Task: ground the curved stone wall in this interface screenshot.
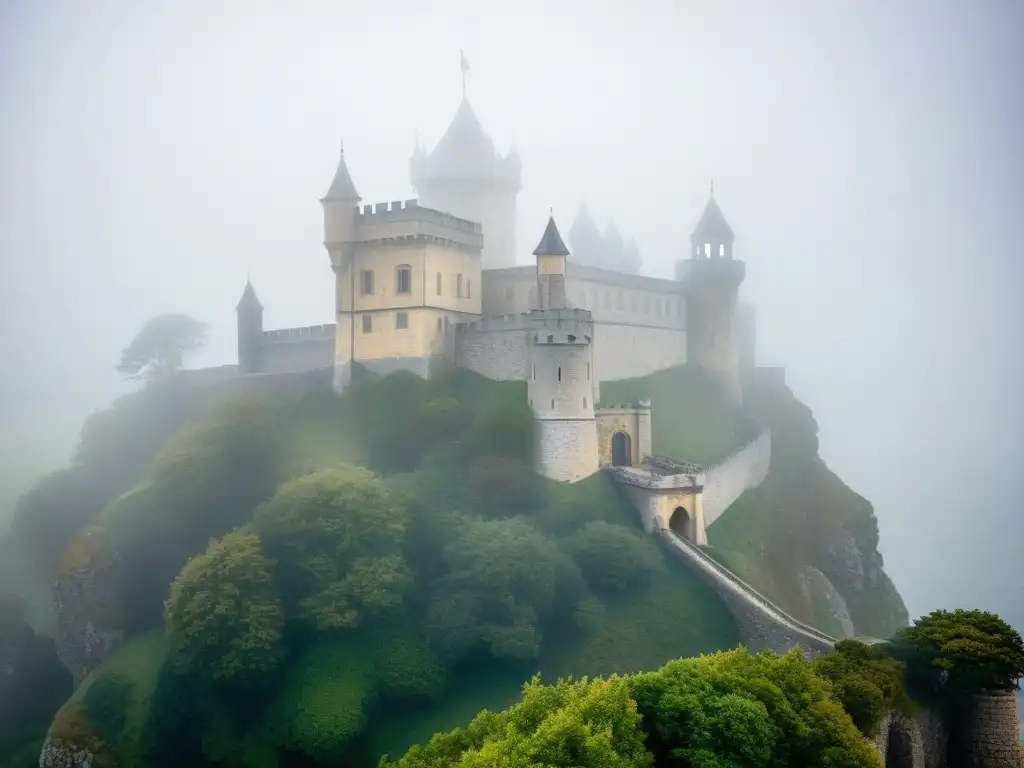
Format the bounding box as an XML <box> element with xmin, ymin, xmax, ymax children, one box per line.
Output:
<box><xmin>535</xmin><ymin>419</ymin><xmax>600</xmax><ymax>483</ymax></box>
<box><xmin>702</xmin><ymin>430</ymin><xmax>772</xmax><ymax>528</ymax></box>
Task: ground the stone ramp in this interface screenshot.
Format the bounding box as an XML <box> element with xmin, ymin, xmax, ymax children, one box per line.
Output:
<box><xmin>660</xmin><ymin>529</ymin><xmax>837</xmax><ymax>656</ymax></box>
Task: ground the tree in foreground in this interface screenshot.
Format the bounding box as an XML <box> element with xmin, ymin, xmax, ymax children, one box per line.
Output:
<box><xmin>379</xmin><ymin>675</ymin><xmax>652</xmax><ymax>768</ymax></box>
<box><xmin>892</xmin><ymin>608</ymin><xmax>1024</xmax><ymax>694</ymax></box>
<box><xmin>117</xmin><ymin>313</ymin><xmax>207</xmax><ymax>380</ymax></box>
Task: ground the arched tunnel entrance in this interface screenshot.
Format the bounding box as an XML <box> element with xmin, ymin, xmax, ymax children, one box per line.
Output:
<box><xmin>669</xmin><ymin>506</ymin><xmax>695</xmax><ymax>541</ymax></box>
<box><xmin>611</xmin><ymin>431</ymin><xmax>631</xmax><ymax>466</ymax></box>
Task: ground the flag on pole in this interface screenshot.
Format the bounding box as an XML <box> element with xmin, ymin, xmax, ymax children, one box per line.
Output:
<box><xmin>460</xmin><ymin>50</ymin><xmax>470</xmax><ymax>74</ymax></box>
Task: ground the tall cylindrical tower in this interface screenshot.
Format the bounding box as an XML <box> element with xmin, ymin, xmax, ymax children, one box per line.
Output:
<box><xmin>236</xmin><ymin>280</ymin><xmax>263</xmax><ymax>375</ymax></box>
<box><xmin>676</xmin><ymin>184</ymin><xmax>746</xmax><ymax>404</ymax></box>
<box><xmin>528</xmin><ymin>309</ymin><xmax>600</xmax><ymax>483</ymax></box>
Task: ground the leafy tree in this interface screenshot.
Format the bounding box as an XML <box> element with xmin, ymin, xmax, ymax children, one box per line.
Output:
<box><xmin>252</xmin><ymin>465</ymin><xmax>412</xmax><ymax>631</ymax></box>
<box><xmin>164</xmin><ymin>528</ymin><xmax>285</xmax><ymax>683</ymax></box>
<box><xmin>564</xmin><ymin>521</ymin><xmax>667</xmax><ymax>594</ymax></box>
<box><xmin>812</xmin><ymin>639</ymin><xmax>910</xmax><ymax>737</ymax></box>
<box><xmin>379</xmin><ymin>674</ymin><xmax>652</xmax><ymax>768</ymax></box>
<box><xmin>117</xmin><ymin>314</ymin><xmax>208</xmax><ymax>380</ymax></box>
<box><xmin>425</xmin><ymin>517</ymin><xmax>586</xmax><ymax>662</ymax></box>
<box><xmin>892</xmin><ymin>608</ymin><xmax>1024</xmax><ymax>693</ymax></box>
<box><xmin>631</xmin><ymin>649</ymin><xmax>883</xmax><ymax>768</ymax></box>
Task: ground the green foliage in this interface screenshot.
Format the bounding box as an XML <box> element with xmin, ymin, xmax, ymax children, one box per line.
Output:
<box><xmin>426</xmin><ymin>517</ymin><xmax>586</xmax><ymax>662</ymax></box>
<box><xmin>83</xmin><ymin>674</ymin><xmax>135</xmax><ymax>746</ymax></box>
<box><xmin>812</xmin><ymin>639</ymin><xmax>910</xmax><ymax>737</ymax></box>
<box><xmin>893</xmin><ymin>608</ymin><xmax>1024</xmax><ymax>694</ymax></box>
<box><xmin>252</xmin><ymin>465</ymin><xmax>412</xmax><ymax>631</ymax></box>
<box><xmin>564</xmin><ymin>521</ymin><xmax>667</xmax><ymax>594</ymax></box>
<box><xmin>164</xmin><ymin>529</ymin><xmax>285</xmax><ymax>683</ymax></box>
<box><xmin>630</xmin><ymin>649</ymin><xmax>883</xmax><ymax>768</ymax></box>
<box><xmin>379</xmin><ymin>674</ymin><xmax>653</xmax><ymax>768</ymax></box>
<box><xmin>373</xmin><ymin>628</ymin><xmax>449</xmax><ymax>705</ymax></box>
<box><xmin>263</xmin><ymin>636</ymin><xmax>376</xmax><ymax>760</ymax></box>
<box><xmin>117</xmin><ymin>313</ymin><xmax>208</xmax><ymax>380</ymax></box>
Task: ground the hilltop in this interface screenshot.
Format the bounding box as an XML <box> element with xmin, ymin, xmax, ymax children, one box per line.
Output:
<box><xmin>0</xmin><ymin>363</ymin><xmax>906</xmax><ymax>766</ymax></box>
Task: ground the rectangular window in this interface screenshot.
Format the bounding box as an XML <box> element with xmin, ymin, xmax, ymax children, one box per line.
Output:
<box><xmin>466</xmin><ymin>279</ymin><xmax>472</xmax><ymax>299</ymax></box>
<box><xmin>436</xmin><ymin>272</ymin><xmax>442</xmax><ymax>295</ymax></box>
<box><xmin>456</xmin><ymin>273</ymin><xmax>464</xmax><ymax>298</ymax></box>
<box><xmin>362</xmin><ymin>314</ymin><xmax>372</xmax><ymax>333</ymax></box>
<box><xmin>396</xmin><ymin>266</ymin><xmax>412</xmax><ymax>295</ymax></box>
<box><xmin>360</xmin><ymin>270</ymin><xmax>374</xmax><ymax>295</ymax></box>
<box><xmin>395</xmin><ymin>311</ymin><xmax>408</xmax><ymax>330</ymax></box>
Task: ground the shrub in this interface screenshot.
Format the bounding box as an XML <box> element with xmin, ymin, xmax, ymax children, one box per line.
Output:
<box><xmin>812</xmin><ymin>639</ymin><xmax>910</xmax><ymax>737</ymax></box>
<box><xmin>564</xmin><ymin>521</ymin><xmax>666</xmax><ymax>594</ymax></box>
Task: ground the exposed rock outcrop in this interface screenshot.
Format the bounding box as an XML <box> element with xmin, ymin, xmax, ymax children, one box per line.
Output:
<box><xmin>53</xmin><ymin>528</ymin><xmax>123</xmax><ymax>683</ymax></box>
<box><xmin>800</xmin><ymin>565</ymin><xmax>855</xmax><ymax>638</ymax></box>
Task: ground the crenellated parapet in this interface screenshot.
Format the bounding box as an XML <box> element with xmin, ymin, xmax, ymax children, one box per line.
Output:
<box><xmin>261</xmin><ymin>324</ymin><xmax>336</xmax><ymax>343</ymax></box>
<box><xmin>350</xmin><ymin>199</ymin><xmax>484</xmax><ymax>251</ymax></box>
<box><xmin>455</xmin><ymin>312</ymin><xmax>532</xmax><ymax>334</ymax></box>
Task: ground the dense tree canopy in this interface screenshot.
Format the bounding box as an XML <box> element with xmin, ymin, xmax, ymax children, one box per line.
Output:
<box><xmin>117</xmin><ymin>314</ymin><xmax>207</xmax><ymax>380</ymax></box>
<box><xmin>892</xmin><ymin>608</ymin><xmax>1024</xmax><ymax>693</ymax></box>
<box><xmin>811</xmin><ymin>639</ymin><xmax>909</xmax><ymax>737</ymax></box>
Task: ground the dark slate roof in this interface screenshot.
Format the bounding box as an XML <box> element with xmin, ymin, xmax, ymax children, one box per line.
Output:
<box><xmin>533</xmin><ymin>215</ymin><xmax>571</xmax><ymax>257</ymax></box>
<box><xmin>237</xmin><ymin>280</ymin><xmax>263</xmax><ymax>312</ymax></box>
<box><xmin>427</xmin><ymin>98</ymin><xmax>497</xmax><ymax>173</ymax></box>
<box><xmin>323</xmin><ymin>147</ymin><xmax>361</xmax><ymax>201</ymax></box>
<box><xmin>691</xmin><ymin>186</ymin><xmax>734</xmax><ymax>241</ymax></box>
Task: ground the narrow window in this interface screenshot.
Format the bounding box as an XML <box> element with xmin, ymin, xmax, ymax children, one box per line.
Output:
<box><xmin>557</xmin><ymin>366</ymin><xmax>562</xmax><ymax>382</ymax></box>
<box><xmin>583</xmin><ymin>397</ymin><xmax>587</xmax><ymax>408</ymax></box>
<box><xmin>550</xmin><ymin>399</ymin><xmax>554</xmax><ymax>409</ymax></box>
<box><xmin>360</xmin><ymin>270</ymin><xmax>374</xmax><ymax>295</ymax></box>
<box><xmin>719</xmin><ymin>243</ymin><xmax>725</xmax><ymax>257</ymax></box>
<box><xmin>456</xmin><ymin>273</ymin><xmax>464</xmax><ymax>298</ymax></box>
<box><xmin>362</xmin><ymin>314</ymin><xmax>372</xmax><ymax>333</ymax></box>
<box><xmin>395</xmin><ymin>311</ymin><xmax>409</xmax><ymax>329</ymax></box>
<box><xmin>532</xmin><ymin>365</ymin><xmax>536</xmax><ymax>380</ymax></box>
<box><xmin>396</xmin><ymin>265</ymin><xmax>412</xmax><ymax>295</ymax></box>
<box><xmin>436</xmin><ymin>271</ymin><xmax>442</xmax><ymax>295</ymax></box>
<box><xmin>586</xmin><ymin>362</ymin><xmax>590</xmax><ymax>380</ymax></box>
<box><xmin>466</xmin><ymin>279</ymin><xmax>472</xmax><ymax>298</ymax></box>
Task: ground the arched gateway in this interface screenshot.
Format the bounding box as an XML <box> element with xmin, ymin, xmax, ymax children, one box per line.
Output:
<box><xmin>611</xmin><ymin>431</ymin><xmax>631</xmax><ymax>466</ymax></box>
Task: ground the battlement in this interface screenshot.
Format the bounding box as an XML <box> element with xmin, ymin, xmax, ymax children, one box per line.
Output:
<box><xmin>455</xmin><ymin>312</ymin><xmax>532</xmax><ymax>333</ymax></box>
<box><xmin>596</xmin><ymin>399</ymin><xmax>652</xmax><ymax>414</ymax></box>
<box><xmin>355</xmin><ymin>199</ymin><xmax>481</xmax><ymax>233</ymax></box>
<box><xmin>261</xmin><ymin>324</ymin><xmax>336</xmax><ymax>343</ymax></box>
<box><xmin>527</xmin><ymin>308</ymin><xmax>594</xmax><ymax>345</ymax></box>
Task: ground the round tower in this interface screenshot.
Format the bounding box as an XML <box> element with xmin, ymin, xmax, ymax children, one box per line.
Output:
<box><xmin>236</xmin><ymin>279</ymin><xmax>263</xmax><ymax>375</ymax></box>
<box><xmin>527</xmin><ymin>213</ymin><xmax>599</xmax><ymax>482</ymax></box>
<box><xmin>676</xmin><ymin>183</ymin><xmax>746</xmax><ymax>404</ymax></box>
<box><xmin>410</xmin><ymin>93</ymin><xmax>521</xmax><ymax>270</ymax></box>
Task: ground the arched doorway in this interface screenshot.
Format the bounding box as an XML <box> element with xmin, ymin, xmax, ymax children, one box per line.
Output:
<box><xmin>611</xmin><ymin>431</ymin><xmax>631</xmax><ymax>466</ymax></box>
<box><xmin>669</xmin><ymin>506</ymin><xmax>694</xmax><ymax>541</ymax></box>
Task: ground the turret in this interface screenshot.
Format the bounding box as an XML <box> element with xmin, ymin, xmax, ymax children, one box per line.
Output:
<box><xmin>321</xmin><ymin>142</ymin><xmax>361</xmax><ymax>260</ymax></box>
<box><xmin>236</xmin><ymin>280</ymin><xmax>263</xmax><ymax>374</ymax></box>
<box><xmin>409</xmin><ymin>81</ymin><xmax>521</xmax><ymax>269</ymax></box>
<box><xmin>533</xmin><ymin>212</ymin><xmax>570</xmax><ymax>310</ymax></box>
<box><xmin>567</xmin><ymin>205</ymin><xmax>604</xmax><ymax>268</ymax></box>
<box><xmin>676</xmin><ymin>184</ymin><xmax>746</xmax><ymax>403</ymax></box>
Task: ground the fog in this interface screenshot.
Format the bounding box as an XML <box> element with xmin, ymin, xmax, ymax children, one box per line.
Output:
<box><xmin>1</xmin><ymin>0</ymin><xmax>1022</xmax><ymax>628</ymax></box>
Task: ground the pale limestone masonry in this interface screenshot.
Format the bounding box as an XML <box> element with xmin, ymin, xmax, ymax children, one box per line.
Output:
<box><xmin>701</xmin><ymin>430</ymin><xmax>772</xmax><ymax>527</ymax></box>
<box><xmin>454</xmin><ymin>314</ymin><xmax>531</xmax><ymax>381</ymax></box>
<box><xmin>660</xmin><ymin>528</ymin><xmax>836</xmax><ymax>658</ymax></box>
<box><xmin>534</xmin><ymin>420</ymin><xmax>600</xmax><ymax>484</ymax></box>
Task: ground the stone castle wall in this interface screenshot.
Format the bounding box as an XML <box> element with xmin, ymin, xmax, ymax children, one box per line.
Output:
<box><xmin>594</xmin><ymin>324</ymin><xmax>687</xmax><ymax>382</ymax></box>
<box><xmin>701</xmin><ymin>430</ymin><xmax>772</xmax><ymax>528</ymax></box>
<box><xmin>952</xmin><ymin>690</ymin><xmax>1024</xmax><ymax>767</ymax></box>
<box><xmin>453</xmin><ymin>314</ymin><xmax>530</xmax><ymax>380</ymax></box>
<box><xmin>534</xmin><ymin>419</ymin><xmax>600</xmax><ymax>483</ymax></box>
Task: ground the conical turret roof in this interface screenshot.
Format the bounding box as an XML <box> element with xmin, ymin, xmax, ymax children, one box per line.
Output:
<box><xmin>692</xmin><ymin>184</ymin><xmax>734</xmax><ymax>241</ymax></box>
<box><xmin>322</xmin><ymin>145</ymin><xmax>361</xmax><ymax>202</ymax></box>
<box><xmin>237</xmin><ymin>279</ymin><xmax>263</xmax><ymax>312</ymax></box>
<box><xmin>533</xmin><ymin>214</ymin><xmax>570</xmax><ymax>257</ymax></box>
<box><xmin>428</xmin><ymin>97</ymin><xmax>497</xmax><ymax>173</ymax></box>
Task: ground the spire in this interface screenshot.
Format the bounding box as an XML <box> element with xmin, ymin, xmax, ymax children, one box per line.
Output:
<box><xmin>237</xmin><ymin>279</ymin><xmax>263</xmax><ymax>312</ymax></box>
<box><xmin>692</xmin><ymin>182</ymin><xmax>734</xmax><ymax>242</ymax></box>
<box><xmin>533</xmin><ymin>213</ymin><xmax>571</xmax><ymax>257</ymax></box>
<box><xmin>460</xmin><ymin>50</ymin><xmax>470</xmax><ymax>100</ymax></box>
<box><xmin>322</xmin><ymin>143</ymin><xmax>361</xmax><ymax>202</ymax></box>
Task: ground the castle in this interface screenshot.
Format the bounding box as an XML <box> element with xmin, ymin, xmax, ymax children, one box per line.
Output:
<box><xmin>231</xmin><ymin>89</ymin><xmax>756</xmax><ymax>487</ymax></box>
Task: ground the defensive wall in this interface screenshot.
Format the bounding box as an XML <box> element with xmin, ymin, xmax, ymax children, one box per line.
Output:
<box><xmin>661</xmin><ymin>529</ymin><xmax>837</xmax><ymax>657</ymax></box>
<box><xmin>453</xmin><ymin>312</ymin><xmax>531</xmax><ymax>381</ymax></box>
<box><xmin>352</xmin><ymin>199</ymin><xmax>484</xmax><ymax>250</ymax></box>
<box><xmin>700</xmin><ymin>430</ymin><xmax>772</xmax><ymax>528</ymax></box>
<box><xmin>258</xmin><ymin>324</ymin><xmax>335</xmax><ymax>375</ymax></box>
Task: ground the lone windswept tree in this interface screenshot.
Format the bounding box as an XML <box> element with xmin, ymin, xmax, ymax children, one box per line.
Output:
<box><xmin>117</xmin><ymin>314</ymin><xmax>207</xmax><ymax>380</ymax></box>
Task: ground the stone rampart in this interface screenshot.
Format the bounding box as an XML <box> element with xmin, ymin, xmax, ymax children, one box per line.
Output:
<box><xmin>661</xmin><ymin>529</ymin><xmax>835</xmax><ymax>658</ymax></box>
<box><xmin>594</xmin><ymin>323</ymin><xmax>687</xmax><ymax>382</ymax></box>
<box><xmin>454</xmin><ymin>318</ymin><xmax>530</xmax><ymax>381</ymax></box>
<box><xmin>702</xmin><ymin>430</ymin><xmax>772</xmax><ymax>528</ymax></box>
<box><xmin>951</xmin><ymin>690</ymin><xmax>1024</xmax><ymax>767</ymax></box>
<box><xmin>260</xmin><ymin>324</ymin><xmax>336</xmax><ymax>343</ymax></box>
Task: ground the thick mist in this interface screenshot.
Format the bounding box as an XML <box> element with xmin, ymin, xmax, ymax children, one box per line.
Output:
<box><xmin>1</xmin><ymin>0</ymin><xmax>1022</xmax><ymax>629</ymax></box>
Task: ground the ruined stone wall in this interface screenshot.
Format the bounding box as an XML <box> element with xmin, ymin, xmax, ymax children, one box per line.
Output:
<box><xmin>702</xmin><ymin>429</ymin><xmax>772</xmax><ymax>528</ymax></box>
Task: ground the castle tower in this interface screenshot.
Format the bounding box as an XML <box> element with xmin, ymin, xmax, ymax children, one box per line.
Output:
<box><xmin>528</xmin><ymin>215</ymin><xmax>600</xmax><ymax>483</ymax></box>
<box><xmin>320</xmin><ymin>144</ymin><xmax>362</xmax><ymax>391</ymax></box>
<box><xmin>410</xmin><ymin>85</ymin><xmax>521</xmax><ymax>270</ymax></box>
<box><xmin>236</xmin><ymin>279</ymin><xmax>264</xmax><ymax>374</ymax></box>
<box><xmin>676</xmin><ymin>184</ymin><xmax>746</xmax><ymax>403</ymax></box>
<box><xmin>534</xmin><ymin>211</ymin><xmax>570</xmax><ymax>309</ymax></box>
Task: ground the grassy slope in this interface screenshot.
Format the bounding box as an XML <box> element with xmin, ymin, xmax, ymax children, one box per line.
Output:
<box><xmin>599</xmin><ymin>364</ymin><xmax>753</xmax><ymax>465</ymax></box>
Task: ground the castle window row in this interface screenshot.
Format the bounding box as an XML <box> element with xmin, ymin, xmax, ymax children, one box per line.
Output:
<box><xmin>512</xmin><ymin>285</ymin><xmax>682</xmax><ymax>318</ymax></box>
<box><xmin>360</xmin><ymin>311</ymin><xmax>412</xmax><ymax>333</ymax></box>
<box><xmin>358</xmin><ymin>266</ymin><xmax>470</xmax><ymax>299</ymax></box>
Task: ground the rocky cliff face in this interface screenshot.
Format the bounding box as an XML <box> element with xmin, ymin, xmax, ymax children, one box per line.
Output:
<box><xmin>52</xmin><ymin>527</ymin><xmax>123</xmax><ymax>683</ymax></box>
